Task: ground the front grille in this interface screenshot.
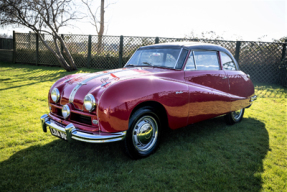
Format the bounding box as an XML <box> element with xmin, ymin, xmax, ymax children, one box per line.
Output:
<box><xmin>70</xmin><ymin>113</ymin><xmax>92</xmax><ymax>125</ymax></box>
<box><xmin>56</xmin><ymin>108</ymin><xmax>62</xmax><ymax>117</ymax></box>
<box><xmin>51</xmin><ymin>106</ymin><xmax>92</xmax><ymax>125</ymax></box>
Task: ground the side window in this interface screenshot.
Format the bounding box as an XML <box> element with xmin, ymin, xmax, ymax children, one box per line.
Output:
<box><xmin>184</xmin><ymin>51</ymin><xmax>196</xmax><ymax>70</ymax></box>
<box><xmin>194</xmin><ymin>51</ymin><xmax>220</xmax><ymax>70</ymax></box>
<box><xmin>221</xmin><ymin>52</ymin><xmax>236</xmax><ymax>70</ymax></box>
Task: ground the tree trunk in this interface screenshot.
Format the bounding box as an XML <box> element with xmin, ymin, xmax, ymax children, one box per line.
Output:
<box><xmin>97</xmin><ymin>0</ymin><xmax>105</xmax><ymax>53</ymax></box>
<box><xmin>38</xmin><ymin>32</ymin><xmax>77</xmax><ymax>71</ymax></box>
<box><xmin>58</xmin><ymin>35</ymin><xmax>77</xmax><ymax>70</ymax></box>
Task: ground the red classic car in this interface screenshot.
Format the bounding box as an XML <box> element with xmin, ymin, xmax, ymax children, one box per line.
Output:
<box><xmin>41</xmin><ymin>42</ymin><xmax>257</xmax><ymax>159</ymax></box>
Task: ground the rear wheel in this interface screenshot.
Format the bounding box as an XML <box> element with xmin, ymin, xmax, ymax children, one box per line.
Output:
<box><xmin>122</xmin><ymin>107</ymin><xmax>160</xmax><ymax>159</ymax></box>
<box><xmin>225</xmin><ymin>108</ymin><xmax>245</xmax><ymax>125</ymax></box>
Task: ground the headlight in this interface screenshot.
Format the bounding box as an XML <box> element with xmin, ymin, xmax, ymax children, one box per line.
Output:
<box><xmin>51</xmin><ymin>88</ymin><xmax>60</xmax><ymax>103</ymax></box>
<box><xmin>62</xmin><ymin>104</ymin><xmax>70</xmax><ymax>119</ymax></box>
<box><xmin>84</xmin><ymin>94</ymin><xmax>96</xmax><ymax>112</ymax></box>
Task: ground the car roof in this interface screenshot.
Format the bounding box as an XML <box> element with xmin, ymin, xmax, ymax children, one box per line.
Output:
<box><xmin>139</xmin><ymin>41</ymin><xmax>226</xmax><ymax>51</ymax></box>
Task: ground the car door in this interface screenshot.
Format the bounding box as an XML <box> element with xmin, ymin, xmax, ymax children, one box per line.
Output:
<box><xmin>184</xmin><ymin>50</ymin><xmax>231</xmax><ymax>124</ymax></box>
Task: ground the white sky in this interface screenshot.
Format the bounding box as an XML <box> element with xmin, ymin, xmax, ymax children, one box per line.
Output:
<box><xmin>1</xmin><ymin>0</ymin><xmax>286</xmax><ymax>41</ymax></box>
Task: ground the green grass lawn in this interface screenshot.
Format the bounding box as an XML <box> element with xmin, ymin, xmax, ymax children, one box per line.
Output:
<box><xmin>0</xmin><ymin>63</ymin><xmax>286</xmax><ymax>192</ymax></box>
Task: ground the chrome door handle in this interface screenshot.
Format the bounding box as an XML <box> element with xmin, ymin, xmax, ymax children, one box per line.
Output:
<box><xmin>222</xmin><ymin>76</ymin><xmax>228</xmax><ymax>79</ymax></box>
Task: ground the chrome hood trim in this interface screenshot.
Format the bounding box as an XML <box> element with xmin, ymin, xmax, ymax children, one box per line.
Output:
<box><xmin>68</xmin><ymin>69</ymin><xmax>128</xmax><ymax>103</ymax></box>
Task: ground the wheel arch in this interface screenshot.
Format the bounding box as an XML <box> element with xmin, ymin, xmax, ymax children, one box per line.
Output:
<box><xmin>130</xmin><ymin>100</ymin><xmax>169</xmax><ymax>130</ymax></box>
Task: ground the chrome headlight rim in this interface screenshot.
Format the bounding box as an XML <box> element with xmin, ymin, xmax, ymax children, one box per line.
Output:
<box><xmin>84</xmin><ymin>94</ymin><xmax>96</xmax><ymax>112</ymax></box>
<box><xmin>62</xmin><ymin>104</ymin><xmax>71</xmax><ymax>119</ymax></box>
<box><xmin>51</xmin><ymin>88</ymin><xmax>60</xmax><ymax>103</ymax></box>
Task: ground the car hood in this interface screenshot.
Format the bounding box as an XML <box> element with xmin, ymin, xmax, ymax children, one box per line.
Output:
<box><xmin>55</xmin><ymin>67</ymin><xmax>179</xmax><ymax>111</ymax></box>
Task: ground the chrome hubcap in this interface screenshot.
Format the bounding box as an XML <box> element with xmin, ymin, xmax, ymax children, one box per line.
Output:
<box><xmin>231</xmin><ymin>109</ymin><xmax>243</xmax><ymax>121</ymax></box>
<box><xmin>132</xmin><ymin>115</ymin><xmax>158</xmax><ymax>152</ymax></box>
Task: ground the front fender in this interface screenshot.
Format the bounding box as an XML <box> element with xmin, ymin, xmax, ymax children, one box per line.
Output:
<box><xmin>97</xmin><ymin>77</ymin><xmax>189</xmax><ymax>132</ymax></box>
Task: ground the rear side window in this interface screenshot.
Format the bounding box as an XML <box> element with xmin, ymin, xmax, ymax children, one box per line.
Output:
<box><xmin>194</xmin><ymin>51</ymin><xmax>220</xmax><ymax>70</ymax></box>
<box><xmin>220</xmin><ymin>52</ymin><xmax>237</xmax><ymax>70</ymax></box>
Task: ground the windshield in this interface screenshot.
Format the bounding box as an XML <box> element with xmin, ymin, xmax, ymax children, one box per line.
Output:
<box><xmin>125</xmin><ymin>48</ymin><xmax>182</xmax><ymax>69</ymax></box>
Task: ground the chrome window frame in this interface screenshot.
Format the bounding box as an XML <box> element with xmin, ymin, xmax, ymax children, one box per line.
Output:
<box><xmin>184</xmin><ymin>51</ymin><xmax>197</xmax><ymax>71</ymax></box>
<box><xmin>173</xmin><ymin>48</ymin><xmax>183</xmax><ymax>69</ymax></box>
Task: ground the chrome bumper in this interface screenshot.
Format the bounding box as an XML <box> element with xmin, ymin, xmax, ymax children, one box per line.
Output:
<box><xmin>251</xmin><ymin>95</ymin><xmax>257</xmax><ymax>102</ymax></box>
<box><xmin>246</xmin><ymin>95</ymin><xmax>257</xmax><ymax>108</ymax></box>
<box><xmin>40</xmin><ymin>114</ymin><xmax>126</xmax><ymax>143</ymax></box>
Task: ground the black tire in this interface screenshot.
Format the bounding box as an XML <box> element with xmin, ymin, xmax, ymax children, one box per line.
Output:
<box><xmin>121</xmin><ymin>106</ymin><xmax>161</xmax><ymax>159</ymax></box>
<box><xmin>225</xmin><ymin>108</ymin><xmax>245</xmax><ymax>125</ymax></box>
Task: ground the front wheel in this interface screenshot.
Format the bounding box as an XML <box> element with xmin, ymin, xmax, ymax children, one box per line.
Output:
<box><xmin>121</xmin><ymin>107</ymin><xmax>160</xmax><ymax>159</ymax></box>
<box><xmin>225</xmin><ymin>108</ymin><xmax>245</xmax><ymax>125</ymax></box>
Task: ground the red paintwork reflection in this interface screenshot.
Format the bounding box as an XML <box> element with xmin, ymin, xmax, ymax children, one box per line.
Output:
<box><xmin>97</xmin><ymin>76</ymin><xmax>189</xmax><ymax>132</ymax></box>
<box><xmin>48</xmin><ymin>66</ymin><xmax>254</xmax><ymax>133</ymax></box>
<box><xmin>224</xmin><ymin>70</ymin><xmax>254</xmax><ymax>97</ymax></box>
<box><xmin>185</xmin><ymin>70</ymin><xmax>229</xmax><ymax>93</ymax></box>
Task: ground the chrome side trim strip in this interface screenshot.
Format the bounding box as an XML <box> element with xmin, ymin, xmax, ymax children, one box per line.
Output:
<box><xmin>40</xmin><ymin>114</ymin><xmax>126</xmax><ymax>143</ymax></box>
<box><xmin>69</xmin><ymin>69</ymin><xmax>127</xmax><ymax>103</ymax></box>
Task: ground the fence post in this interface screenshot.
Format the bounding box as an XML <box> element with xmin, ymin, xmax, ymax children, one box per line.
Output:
<box><xmin>155</xmin><ymin>37</ymin><xmax>159</xmax><ymax>44</ymax></box>
<box><xmin>281</xmin><ymin>39</ymin><xmax>287</xmax><ymax>61</ymax></box>
<box><xmin>36</xmin><ymin>33</ymin><xmax>39</xmax><ymax>66</ymax></box>
<box><xmin>61</xmin><ymin>34</ymin><xmax>64</xmax><ymax>54</ymax></box>
<box><xmin>235</xmin><ymin>41</ymin><xmax>241</xmax><ymax>63</ymax></box>
<box><xmin>13</xmin><ymin>31</ymin><xmax>16</xmax><ymax>63</ymax></box>
<box><xmin>87</xmin><ymin>35</ymin><xmax>92</xmax><ymax>68</ymax></box>
<box><xmin>119</xmin><ymin>35</ymin><xmax>123</xmax><ymax>68</ymax></box>
<box><xmin>28</xmin><ymin>31</ymin><xmax>31</xmax><ymax>50</ymax></box>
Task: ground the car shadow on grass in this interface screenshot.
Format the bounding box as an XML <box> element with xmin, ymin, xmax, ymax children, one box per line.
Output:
<box><xmin>0</xmin><ymin>117</ymin><xmax>269</xmax><ymax>192</ymax></box>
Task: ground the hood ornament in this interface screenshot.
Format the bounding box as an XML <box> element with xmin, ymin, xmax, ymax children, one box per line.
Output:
<box><xmin>101</xmin><ymin>77</ymin><xmax>111</xmax><ymax>87</ymax></box>
<box><xmin>101</xmin><ymin>77</ymin><xmax>109</xmax><ymax>83</ymax></box>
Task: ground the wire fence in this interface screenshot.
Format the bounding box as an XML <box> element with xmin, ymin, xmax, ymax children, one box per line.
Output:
<box><xmin>12</xmin><ymin>32</ymin><xmax>287</xmax><ymax>86</ymax></box>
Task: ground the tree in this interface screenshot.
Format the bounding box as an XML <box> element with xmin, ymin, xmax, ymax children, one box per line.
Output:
<box><xmin>0</xmin><ymin>0</ymin><xmax>79</xmax><ymax>71</ymax></box>
<box><xmin>81</xmin><ymin>0</ymin><xmax>114</xmax><ymax>53</ymax></box>
<box><xmin>273</xmin><ymin>36</ymin><xmax>287</xmax><ymax>43</ymax></box>
<box><xmin>185</xmin><ymin>30</ymin><xmax>244</xmax><ymax>41</ymax></box>
<box><xmin>0</xmin><ymin>33</ymin><xmax>12</xmax><ymax>38</ymax></box>
<box><xmin>185</xmin><ymin>31</ymin><xmax>225</xmax><ymax>40</ymax></box>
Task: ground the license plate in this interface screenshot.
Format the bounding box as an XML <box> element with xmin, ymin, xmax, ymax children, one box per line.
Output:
<box><xmin>49</xmin><ymin>127</ymin><xmax>67</xmax><ymax>140</ymax></box>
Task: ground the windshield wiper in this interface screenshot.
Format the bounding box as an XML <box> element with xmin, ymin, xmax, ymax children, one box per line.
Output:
<box><xmin>142</xmin><ymin>62</ymin><xmax>152</xmax><ymax>66</ymax></box>
<box><xmin>152</xmin><ymin>65</ymin><xmax>173</xmax><ymax>69</ymax></box>
<box><xmin>125</xmin><ymin>64</ymin><xmax>135</xmax><ymax>67</ymax></box>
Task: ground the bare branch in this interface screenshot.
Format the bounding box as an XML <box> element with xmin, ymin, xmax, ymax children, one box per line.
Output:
<box><xmin>81</xmin><ymin>0</ymin><xmax>99</xmax><ymax>33</ymax></box>
<box><xmin>0</xmin><ymin>0</ymin><xmax>78</xmax><ymax>71</ymax></box>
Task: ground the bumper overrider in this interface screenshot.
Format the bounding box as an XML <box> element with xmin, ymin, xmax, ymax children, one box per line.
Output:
<box><xmin>246</xmin><ymin>95</ymin><xmax>257</xmax><ymax>108</ymax></box>
<box><xmin>40</xmin><ymin>114</ymin><xmax>126</xmax><ymax>143</ymax></box>
<box><xmin>251</xmin><ymin>95</ymin><xmax>257</xmax><ymax>102</ymax></box>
